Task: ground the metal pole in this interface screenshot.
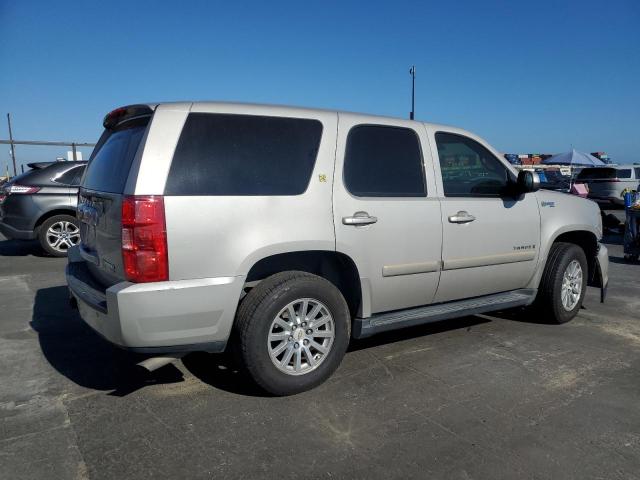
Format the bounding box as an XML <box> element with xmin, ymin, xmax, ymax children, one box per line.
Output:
<box><xmin>7</xmin><ymin>113</ymin><xmax>17</xmax><ymax>176</ymax></box>
<box><xmin>0</xmin><ymin>139</ymin><xmax>96</xmax><ymax>147</ymax></box>
<box><xmin>409</xmin><ymin>66</ymin><xmax>415</xmax><ymax>120</ymax></box>
<box><xmin>72</xmin><ymin>142</ymin><xmax>77</xmax><ymax>161</ymax></box>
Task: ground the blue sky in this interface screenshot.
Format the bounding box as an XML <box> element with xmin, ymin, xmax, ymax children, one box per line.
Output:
<box><xmin>1</xmin><ymin>0</ymin><xmax>639</xmax><ymax>171</ymax></box>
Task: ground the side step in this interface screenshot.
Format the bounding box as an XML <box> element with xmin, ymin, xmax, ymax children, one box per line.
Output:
<box><xmin>353</xmin><ymin>289</ymin><xmax>537</xmax><ymax>339</ymax></box>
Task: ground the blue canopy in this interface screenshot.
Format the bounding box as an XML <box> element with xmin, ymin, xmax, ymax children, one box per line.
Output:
<box><xmin>541</xmin><ymin>149</ymin><xmax>606</xmax><ymax>166</ymax></box>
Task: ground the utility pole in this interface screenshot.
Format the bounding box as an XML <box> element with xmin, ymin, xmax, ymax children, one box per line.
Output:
<box><xmin>7</xmin><ymin>113</ymin><xmax>17</xmax><ymax>177</ymax></box>
<box><xmin>409</xmin><ymin>65</ymin><xmax>415</xmax><ymax>120</ymax></box>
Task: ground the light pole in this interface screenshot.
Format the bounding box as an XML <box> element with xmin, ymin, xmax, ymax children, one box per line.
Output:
<box><xmin>7</xmin><ymin>113</ymin><xmax>17</xmax><ymax>177</ymax></box>
<box><xmin>409</xmin><ymin>65</ymin><xmax>415</xmax><ymax>120</ymax></box>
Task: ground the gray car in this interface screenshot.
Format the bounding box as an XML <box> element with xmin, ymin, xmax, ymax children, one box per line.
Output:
<box><xmin>66</xmin><ymin>102</ymin><xmax>609</xmax><ymax>395</ymax></box>
<box><xmin>577</xmin><ymin>165</ymin><xmax>640</xmax><ymax>205</ymax></box>
<box><xmin>0</xmin><ymin>161</ymin><xmax>86</xmax><ymax>256</ymax></box>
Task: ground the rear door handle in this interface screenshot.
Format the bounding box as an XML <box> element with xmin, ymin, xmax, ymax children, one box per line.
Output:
<box><xmin>448</xmin><ymin>211</ymin><xmax>476</xmax><ymax>224</ymax></box>
<box><xmin>343</xmin><ymin>211</ymin><xmax>378</xmax><ymax>226</ymax></box>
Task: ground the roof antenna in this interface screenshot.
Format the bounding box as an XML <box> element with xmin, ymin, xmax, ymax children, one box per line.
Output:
<box><xmin>409</xmin><ymin>66</ymin><xmax>415</xmax><ymax>120</ymax></box>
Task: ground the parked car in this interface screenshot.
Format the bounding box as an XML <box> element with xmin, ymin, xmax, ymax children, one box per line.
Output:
<box><xmin>576</xmin><ymin>165</ymin><xmax>640</xmax><ymax>205</ymax></box>
<box><xmin>0</xmin><ymin>161</ymin><xmax>86</xmax><ymax>256</ymax></box>
<box><xmin>535</xmin><ymin>168</ymin><xmax>570</xmax><ymax>192</ymax></box>
<box><xmin>67</xmin><ymin>102</ymin><xmax>608</xmax><ymax>396</ymax></box>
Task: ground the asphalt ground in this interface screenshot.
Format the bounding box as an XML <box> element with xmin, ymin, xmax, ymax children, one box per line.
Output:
<box><xmin>1</xmin><ymin>210</ymin><xmax>639</xmax><ymax>479</ymax></box>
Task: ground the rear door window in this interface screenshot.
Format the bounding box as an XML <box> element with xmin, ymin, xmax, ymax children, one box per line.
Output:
<box><xmin>343</xmin><ymin>125</ymin><xmax>426</xmax><ymax>197</ymax></box>
<box><xmin>82</xmin><ymin>118</ymin><xmax>149</xmax><ymax>193</ymax></box>
<box><xmin>165</xmin><ymin>113</ymin><xmax>323</xmax><ymax>196</ymax></box>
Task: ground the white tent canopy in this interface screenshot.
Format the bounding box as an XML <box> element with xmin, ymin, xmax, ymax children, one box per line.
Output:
<box><xmin>541</xmin><ymin>149</ymin><xmax>606</xmax><ymax>166</ymax></box>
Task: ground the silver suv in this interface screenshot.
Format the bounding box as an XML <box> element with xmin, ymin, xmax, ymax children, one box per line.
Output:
<box><xmin>577</xmin><ymin>165</ymin><xmax>640</xmax><ymax>206</ymax></box>
<box><xmin>67</xmin><ymin>102</ymin><xmax>609</xmax><ymax>395</ymax></box>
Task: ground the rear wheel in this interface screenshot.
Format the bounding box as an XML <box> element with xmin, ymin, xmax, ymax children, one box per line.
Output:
<box><xmin>535</xmin><ymin>242</ymin><xmax>587</xmax><ymax>324</ymax></box>
<box><xmin>234</xmin><ymin>271</ymin><xmax>350</xmax><ymax>396</ymax></box>
<box><xmin>38</xmin><ymin>214</ymin><xmax>80</xmax><ymax>257</ymax></box>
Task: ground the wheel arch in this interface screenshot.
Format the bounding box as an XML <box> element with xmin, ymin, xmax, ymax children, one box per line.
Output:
<box><xmin>245</xmin><ymin>250</ymin><xmax>363</xmax><ymax>318</ymax></box>
<box><xmin>532</xmin><ymin>228</ymin><xmax>600</xmax><ymax>288</ymax></box>
<box><xmin>34</xmin><ymin>208</ymin><xmax>78</xmax><ymax>231</ymax></box>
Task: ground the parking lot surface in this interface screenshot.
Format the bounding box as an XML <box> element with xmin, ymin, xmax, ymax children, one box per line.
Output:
<box><xmin>1</xmin><ymin>228</ymin><xmax>639</xmax><ymax>479</ymax></box>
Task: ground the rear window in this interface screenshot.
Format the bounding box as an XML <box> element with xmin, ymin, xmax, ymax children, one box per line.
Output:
<box><xmin>82</xmin><ymin>118</ymin><xmax>149</xmax><ymax>193</ymax></box>
<box><xmin>165</xmin><ymin>113</ymin><xmax>323</xmax><ymax>196</ymax></box>
<box><xmin>578</xmin><ymin>168</ymin><xmax>632</xmax><ymax>180</ymax></box>
<box><xmin>577</xmin><ymin>168</ymin><xmax>617</xmax><ymax>180</ymax></box>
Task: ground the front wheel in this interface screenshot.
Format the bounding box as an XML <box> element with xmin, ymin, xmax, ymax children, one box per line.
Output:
<box><xmin>535</xmin><ymin>242</ymin><xmax>588</xmax><ymax>324</ymax></box>
<box><xmin>234</xmin><ymin>271</ymin><xmax>351</xmax><ymax>396</ymax></box>
<box><xmin>38</xmin><ymin>214</ymin><xmax>80</xmax><ymax>257</ymax></box>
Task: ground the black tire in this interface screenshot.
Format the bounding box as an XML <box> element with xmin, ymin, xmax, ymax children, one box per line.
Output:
<box><xmin>37</xmin><ymin>214</ymin><xmax>80</xmax><ymax>257</ymax></box>
<box><xmin>535</xmin><ymin>242</ymin><xmax>588</xmax><ymax>324</ymax></box>
<box><xmin>234</xmin><ymin>271</ymin><xmax>351</xmax><ymax>396</ymax></box>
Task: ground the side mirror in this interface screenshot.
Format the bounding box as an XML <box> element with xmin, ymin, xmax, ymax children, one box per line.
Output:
<box><xmin>517</xmin><ymin>170</ymin><xmax>540</xmax><ymax>194</ymax></box>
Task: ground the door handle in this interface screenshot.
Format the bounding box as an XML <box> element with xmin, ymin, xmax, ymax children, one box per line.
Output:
<box><xmin>448</xmin><ymin>211</ymin><xmax>476</xmax><ymax>224</ymax></box>
<box><xmin>343</xmin><ymin>211</ymin><xmax>378</xmax><ymax>226</ymax></box>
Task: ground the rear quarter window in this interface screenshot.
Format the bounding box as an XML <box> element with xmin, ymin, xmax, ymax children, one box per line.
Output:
<box><xmin>164</xmin><ymin>113</ymin><xmax>323</xmax><ymax>196</ymax></box>
<box><xmin>53</xmin><ymin>165</ymin><xmax>85</xmax><ymax>185</ymax></box>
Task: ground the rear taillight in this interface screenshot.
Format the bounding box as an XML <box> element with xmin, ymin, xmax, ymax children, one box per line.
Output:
<box><xmin>9</xmin><ymin>185</ymin><xmax>40</xmax><ymax>194</ymax></box>
<box><xmin>121</xmin><ymin>195</ymin><xmax>168</xmax><ymax>283</ymax></box>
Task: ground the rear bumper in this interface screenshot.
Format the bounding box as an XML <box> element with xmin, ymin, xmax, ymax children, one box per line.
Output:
<box><xmin>0</xmin><ymin>220</ymin><xmax>36</xmax><ymax>240</ymax></box>
<box><xmin>66</xmin><ymin>246</ymin><xmax>245</xmax><ymax>353</ymax></box>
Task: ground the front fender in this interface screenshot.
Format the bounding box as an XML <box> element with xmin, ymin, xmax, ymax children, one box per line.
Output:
<box><xmin>528</xmin><ymin>190</ymin><xmax>602</xmax><ymax>290</ymax></box>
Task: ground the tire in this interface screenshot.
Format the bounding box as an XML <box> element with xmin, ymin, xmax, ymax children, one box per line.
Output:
<box><xmin>234</xmin><ymin>271</ymin><xmax>351</xmax><ymax>396</ymax></box>
<box><xmin>535</xmin><ymin>242</ymin><xmax>588</xmax><ymax>324</ymax></box>
<box><xmin>38</xmin><ymin>214</ymin><xmax>81</xmax><ymax>257</ymax></box>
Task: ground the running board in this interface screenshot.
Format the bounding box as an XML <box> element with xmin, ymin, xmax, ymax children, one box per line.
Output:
<box><xmin>353</xmin><ymin>289</ymin><xmax>537</xmax><ymax>339</ymax></box>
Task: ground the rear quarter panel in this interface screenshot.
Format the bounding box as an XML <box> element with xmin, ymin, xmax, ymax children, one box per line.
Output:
<box><xmin>160</xmin><ymin>105</ymin><xmax>338</xmax><ymax>280</ymax></box>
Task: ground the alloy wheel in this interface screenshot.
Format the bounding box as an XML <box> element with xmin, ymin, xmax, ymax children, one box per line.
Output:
<box><xmin>46</xmin><ymin>221</ymin><xmax>80</xmax><ymax>253</ymax></box>
<box><xmin>267</xmin><ymin>298</ymin><xmax>335</xmax><ymax>376</ymax></box>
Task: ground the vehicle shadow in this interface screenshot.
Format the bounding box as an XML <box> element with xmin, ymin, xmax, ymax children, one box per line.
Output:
<box><xmin>182</xmin><ymin>351</ymin><xmax>267</xmax><ymax>397</ymax></box>
<box><xmin>182</xmin><ymin>316</ymin><xmax>491</xmax><ymax>397</ymax></box>
<box><xmin>609</xmin><ymin>255</ymin><xmax>637</xmax><ymax>265</ymax></box>
<box><xmin>485</xmin><ymin>306</ymin><xmax>581</xmax><ymax>325</ymax></box>
<box><xmin>602</xmin><ymin>234</ymin><xmax>624</xmax><ymax>246</ymax></box>
<box><xmin>348</xmin><ymin>315</ymin><xmax>490</xmax><ymax>352</ymax></box>
<box><xmin>0</xmin><ymin>238</ymin><xmax>48</xmax><ymax>257</ymax></box>
<box><xmin>31</xmin><ymin>286</ymin><xmax>184</xmax><ymax>396</ymax></box>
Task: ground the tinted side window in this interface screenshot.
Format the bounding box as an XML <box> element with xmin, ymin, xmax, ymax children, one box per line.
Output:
<box><xmin>634</xmin><ymin>168</ymin><xmax>640</xmax><ymax>179</ymax></box>
<box><xmin>343</xmin><ymin>125</ymin><xmax>425</xmax><ymax>197</ymax></box>
<box><xmin>165</xmin><ymin>113</ymin><xmax>323</xmax><ymax>196</ymax></box>
<box><xmin>435</xmin><ymin>132</ymin><xmax>511</xmax><ymax>197</ymax></box>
